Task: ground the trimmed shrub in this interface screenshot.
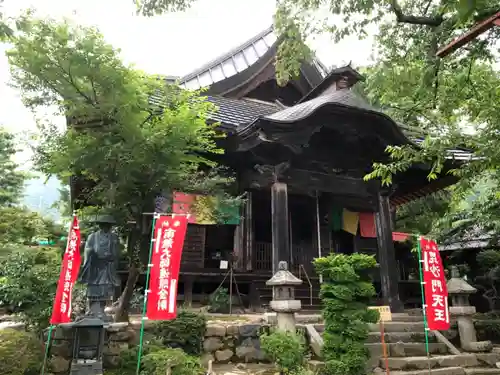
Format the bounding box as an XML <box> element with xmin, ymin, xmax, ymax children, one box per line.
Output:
<box><xmin>261</xmin><ymin>329</ymin><xmax>307</xmax><ymax>374</ymax></box>
<box><xmin>141</xmin><ymin>347</ymin><xmax>203</xmax><ymax>375</ymax></box>
<box><xmin>314</xmin><ymin>253</ymin><xmax>379</xmax><ymax>375</ymax></box>
<box><xmin>152</xmin><ymin>310</ymin><xmax>206</xmax><ymax>355</ymax></box>
<box><xmin>208</xmin><ymin>287</ymin><xmax>230</xmax><ymax>313</ymax></box>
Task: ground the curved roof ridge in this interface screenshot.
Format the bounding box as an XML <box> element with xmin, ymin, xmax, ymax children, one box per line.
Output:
<box><xmin>236</xmin><ymin>89</ymin><xmax>410</xmax><ymax>144</ymax></box>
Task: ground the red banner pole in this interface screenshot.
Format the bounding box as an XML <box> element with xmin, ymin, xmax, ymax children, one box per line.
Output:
<box><xmin>136</xmin><ymin>212</ymin><xmax>160</xmax><ymax>375</ymax></box>
<box><xmin>42</xmin><ymin>213</ymin><xmax>81</xmax><ymax>375</ymax></box>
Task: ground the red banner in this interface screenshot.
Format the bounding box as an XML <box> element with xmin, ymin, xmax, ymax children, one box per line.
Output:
<box><xmin>146</xmin><ymin>215</ymin><xmax>188</xmax><ymax>321</ymax></box>
<box><xmin>50</xmin><ymin>216</ymin><xmax>82</xmax><ymax>324</ymax></box>
<box><xmin>420</xmin><ymin>237</ymin><xmax>450</xmax><ymax>330</ymax></box>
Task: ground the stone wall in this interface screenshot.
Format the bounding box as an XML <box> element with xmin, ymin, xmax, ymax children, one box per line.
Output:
<box><xmin>202</xmin><ymin>323</ymin><xmax>270</xmax><ymax>364</ymax></box>
<box><xmin>45</xmin><ymin>321</ymin><xmax>282</xmax><ymax>374</ymax></box>
<box><xmin>47</xmin><ymin>322</ymin><xmax>137</xmax><ymax>374</ymax></box>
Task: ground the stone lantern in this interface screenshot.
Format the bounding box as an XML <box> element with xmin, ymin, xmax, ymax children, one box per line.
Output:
<box><xmin>447</xmin><ymin>266</ymin><xmax>492</xmax><ymax>352</ymax></box>
<box><xmin>266</xmin><ymin>261</ymin><xmax>303</xmax><ymax>332</ymax></box>
<box><xmin>66</xmin><ymin>317</ymin><xmax>106</xmax><ymax>375</ymax></box>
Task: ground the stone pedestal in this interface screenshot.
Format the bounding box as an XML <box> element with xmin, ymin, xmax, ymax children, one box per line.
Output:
<box><xmin>266</xmin><ymin>261</ymin><xmax>302</xmax><ymax>332</ymax></box>
<box><xmin>62</xmin><ymin>317</ymin><xmax>107</xmax><ymax>375</ymax></box>
<box><xmin>69</xmin><ymin>360</ymin><xmax>103</xmax><ymax>375</ymax></box>
<box><xmin>447</xmin><ymin>266</ymin><xmax>492</xmax><ymax>352</ymax></box>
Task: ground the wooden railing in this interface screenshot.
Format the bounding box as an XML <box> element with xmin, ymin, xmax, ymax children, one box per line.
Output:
<box><xmin>253</xmin><ymin>241</ymin><xmax>326</xmax><ymax>275</ymax></box>
<box><xmin>254</xmin><ymin>242</ymin><xmax>272</xmax><ymax>271</ymax></box>
<box><xmin>298</xmin><ymin>264</ymin><xmax>313</xmax><ymax>306</ymax></box>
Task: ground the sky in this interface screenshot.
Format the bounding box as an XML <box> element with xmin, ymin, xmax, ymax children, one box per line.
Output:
<box><xmin>0</xmin><ymin>0</ymin><xmax>376</xmax><ymax>164</ymax></box>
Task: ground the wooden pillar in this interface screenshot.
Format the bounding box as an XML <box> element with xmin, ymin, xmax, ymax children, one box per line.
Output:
<box><xmin>375</xmin><ymin>193</ymin><xmax>404</xmax><ymax>313</ymax></box>
<box><xmin>233</xmin><ymin>223</ymin><xmax>244</xmax><ymax>270</ymax></box>
<box><xmin>244</xmin><ymin>191</ymin><xmax>254</xmax><ymax>271</ymax></box>
<box><xmin>184</xmin><ymin>276</ymin><xmax>194</xmax><ymax>307</ymax></box>
<box><xmin>271</xmin><ymin>182</ymin><xmax>290</xmax><ymax>274</ymax></box>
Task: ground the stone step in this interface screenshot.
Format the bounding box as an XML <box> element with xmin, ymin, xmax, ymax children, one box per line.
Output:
<box><xmin>381</xmin><ymin>354</ymin><xmax>480</xmax><ymax>371</ymax></box>
<box><xmin>378</xmin><ymin>367</ymin><xmax>465</xmax><ymax>375</ymax></box>
<box><xmin>367</xmin><ymin>332</ymin><xmax>436</xmax><ymax>344</ymax></box>
<box><xmin>465</xmin><ymin>369</ymin><xmax>500</xmax><ymax>375</ymax></box>
<box><xmin>369</xmin><ymin>321</ymin><xmax>425</xmax><ymax>332</ymax></box>
<box><xmin>366</xmin><ymin>342</ymin><xmax>447</xmax><ymax>357</ymax></box>
<box><xmin>391</xmin><ymin>313</ymin><xmax>425</xmax><ymax>322</ymax></box>
<box><xmin>475</xmin><ymin>353</ymin><xmax>500</xmax><ymax>367</ymax></box>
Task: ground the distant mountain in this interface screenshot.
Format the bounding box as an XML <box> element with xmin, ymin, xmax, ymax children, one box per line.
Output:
<box><xmin>22</xmin><ymin>175</ymin><xmax>62</xmax><ymax>222</ymax></box>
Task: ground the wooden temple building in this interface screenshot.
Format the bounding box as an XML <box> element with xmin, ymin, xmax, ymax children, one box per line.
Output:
<box><xmin>74</xmin><ymin>27</ymin><xmax>469</xmax><ymax>312</ymax></box>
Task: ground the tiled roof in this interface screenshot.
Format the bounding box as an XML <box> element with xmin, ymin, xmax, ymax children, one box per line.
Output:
<box><xmin>179</xmin><ymin>27</ymin><xmax>278</xmax><ymax>91</ymax></box>
<box><xmin>236</xmin><ymin>89</ymin><xmax>409</xmax><ymax>143</ymax></box>
<box><xmin>206</xmin><ymin>96</ymin><xmax>281</xmax><ymax>130</ymax></box>
<box><xmin>177</xmin><ymin>26</ymin><xmax>329</xmax><ymax>91</ymax></box>
<box><xmin>259</xmin><ymin>89</ymin><xmax>379</xmax><ymax>122</ymax></box>
<box><xmin>224</xmin><ymin>91</ymin><xmax>474</xmax><ymax>162</ymax></box>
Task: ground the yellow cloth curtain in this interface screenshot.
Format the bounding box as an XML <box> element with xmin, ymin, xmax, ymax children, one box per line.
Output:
<box><xmin>342</xmin><ymin>209</ymin><xmax>359</xmax><ymax>235</ymax></box>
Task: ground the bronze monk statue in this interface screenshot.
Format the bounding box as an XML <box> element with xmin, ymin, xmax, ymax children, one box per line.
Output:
<box><xmin>79</xmin><ymin>214</ymin><xmax>121</xmax><ymax>320</ymax></box>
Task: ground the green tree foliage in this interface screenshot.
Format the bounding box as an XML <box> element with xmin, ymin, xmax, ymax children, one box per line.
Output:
<box><xmin>0</xmin><ymin>128</ymin><xmax>25</xmax><ymax>207</ymax></box>
<box><xmin>51</xmin><ymin>184</ymin><xmax>72</xmax><ymax>219</ymax></box>
<box><xmin>5</xmin><ymin>13</ymin><xmax>239</xmax><ymax>321</ymax></box>
<box><xmin>314</xmin><ymin>253</ymin><xmax>379</xmax><ymax>375</ymax></box>
<box><xmin>395</xmin><ymin>190</ymin><xmax>452</xmax><ymax>236</ymax></box>
<box><xmin>476</xmin><ymin>249</ymin><xmax>500</xmax><ymax>310</ymax></box>
<box><xmin>0</xmin><ymin>204</ymin><xmax>65</xmax><ymax>246</ymax></box>
<box><xmin>0</xmin><ymin>128</ymin><xmax>44</xmax><ymax>246</ymax></box>
<box><xmin>0</xmin><ymin>0</ymin><xmax>13</xmax><ymax>41</ymax></box>
<box><xmin>0</xmin><ymin>247</ymin><xmax>60</xmax><ymax>331</ymax></box>
<box><xmin>135</xmin><ymin>0</ymin><xmax>499</xmax><ymax>85</ymax></box>
<box><xmin>0</xmin><ymin>206</ymin><xmax>43</xmax><ymax>244</ymax></box>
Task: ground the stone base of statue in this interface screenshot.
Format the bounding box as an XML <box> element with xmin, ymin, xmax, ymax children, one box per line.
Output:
<box><xmin>86</xmin><ymin>297</ymin><xmax>112</xmax><ymax>323</ymax></box>
<box><xmin>70</xmin><ymin>360</ymin><xmax>103</xmax><ymax>375</ymax></box>
<box><xmin>85</xmin><ymin>283</ymin><xmax>115</xmax><ymax>322</ymax></box>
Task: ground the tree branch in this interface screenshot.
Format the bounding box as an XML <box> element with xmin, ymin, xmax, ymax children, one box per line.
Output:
<box><xmin>390</xmin><ymin>0</ymin><xmax>444</xmax><ymax>26</ymax></box>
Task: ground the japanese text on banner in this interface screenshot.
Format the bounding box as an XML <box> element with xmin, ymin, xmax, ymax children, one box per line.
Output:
<box><xmin>420</xmin><ymin>237</ymin><xmax>450</xmax><ymax>331</ymax></box>
<box><xmin>50</xmin><ymin>216</ymin><xmax>82</xmax><ymax>324</ymax></box>
<box><xmin>146</xmin><ymin>215</ymin><xmax>188</xmax><ymax>321</ymax></box>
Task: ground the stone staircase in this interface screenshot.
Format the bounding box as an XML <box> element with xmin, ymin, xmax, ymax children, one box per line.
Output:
<box><xmin>311</xmin><ymin>312</ymin><xmax>500</xmax><ymax>375</ymax></box>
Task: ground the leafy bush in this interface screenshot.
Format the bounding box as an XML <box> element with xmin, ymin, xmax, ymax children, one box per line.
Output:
<box><xmin>109</xmin><ymin>340</ymin><xmax>202</xmax><ymax>375</ymax></box>
<box><xmin>0</xmin><ymin>329</ymin><xmax>44</xmax><ymax>375</ymax></box>
<box><xmin>0</xmin><ymin>247</ymin><xmax>60</xmax><ymax>331</ymax></box>
<box><xmin>208</xmin><ymin>287</ymin><xmax>230</xmax><ymax>313</ymax></box>
<box><xmin>152</xmin><ymin>310</ymin><xmax>206</xmax><ymax>355</ymax></box>
<box><xmin>110</xmin><ymin>338</ymin><xmax>164</xmax><ymax>374</ymax></box>
<box><xmin>141</xmin><ymin>348</ymin><xmax>203</xmax><ymax>375</ymax></box>
<box><xmin>314</xmin><ymin>253</ymin><xmax>379</xmax><ymax>375</ymax></box>
<box><xmin>475</xmin><ymin>312</ymin><xmax>500</xmax><ymax>343</ymax></box>
<box><xmin>260</xmin><ymin>330</ymin><xmax>306</xmax><ymax>374</ymax></box>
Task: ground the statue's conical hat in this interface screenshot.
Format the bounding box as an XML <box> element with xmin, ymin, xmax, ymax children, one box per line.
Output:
<box><xmin>94</xmin><ymin>214</ymin><xmax>116</xmax><ymax>224</ymax></box>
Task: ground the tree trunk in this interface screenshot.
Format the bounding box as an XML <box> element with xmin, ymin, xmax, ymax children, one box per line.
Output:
<box><xmin>114</xmin><ymin>223</ymin><xmax>146</xmax><ymax>323</ymax></box>
<box><xmin>114</xmin><ymin>261</ymin><xmax>140</xmax><ymax>322</ymax></box>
